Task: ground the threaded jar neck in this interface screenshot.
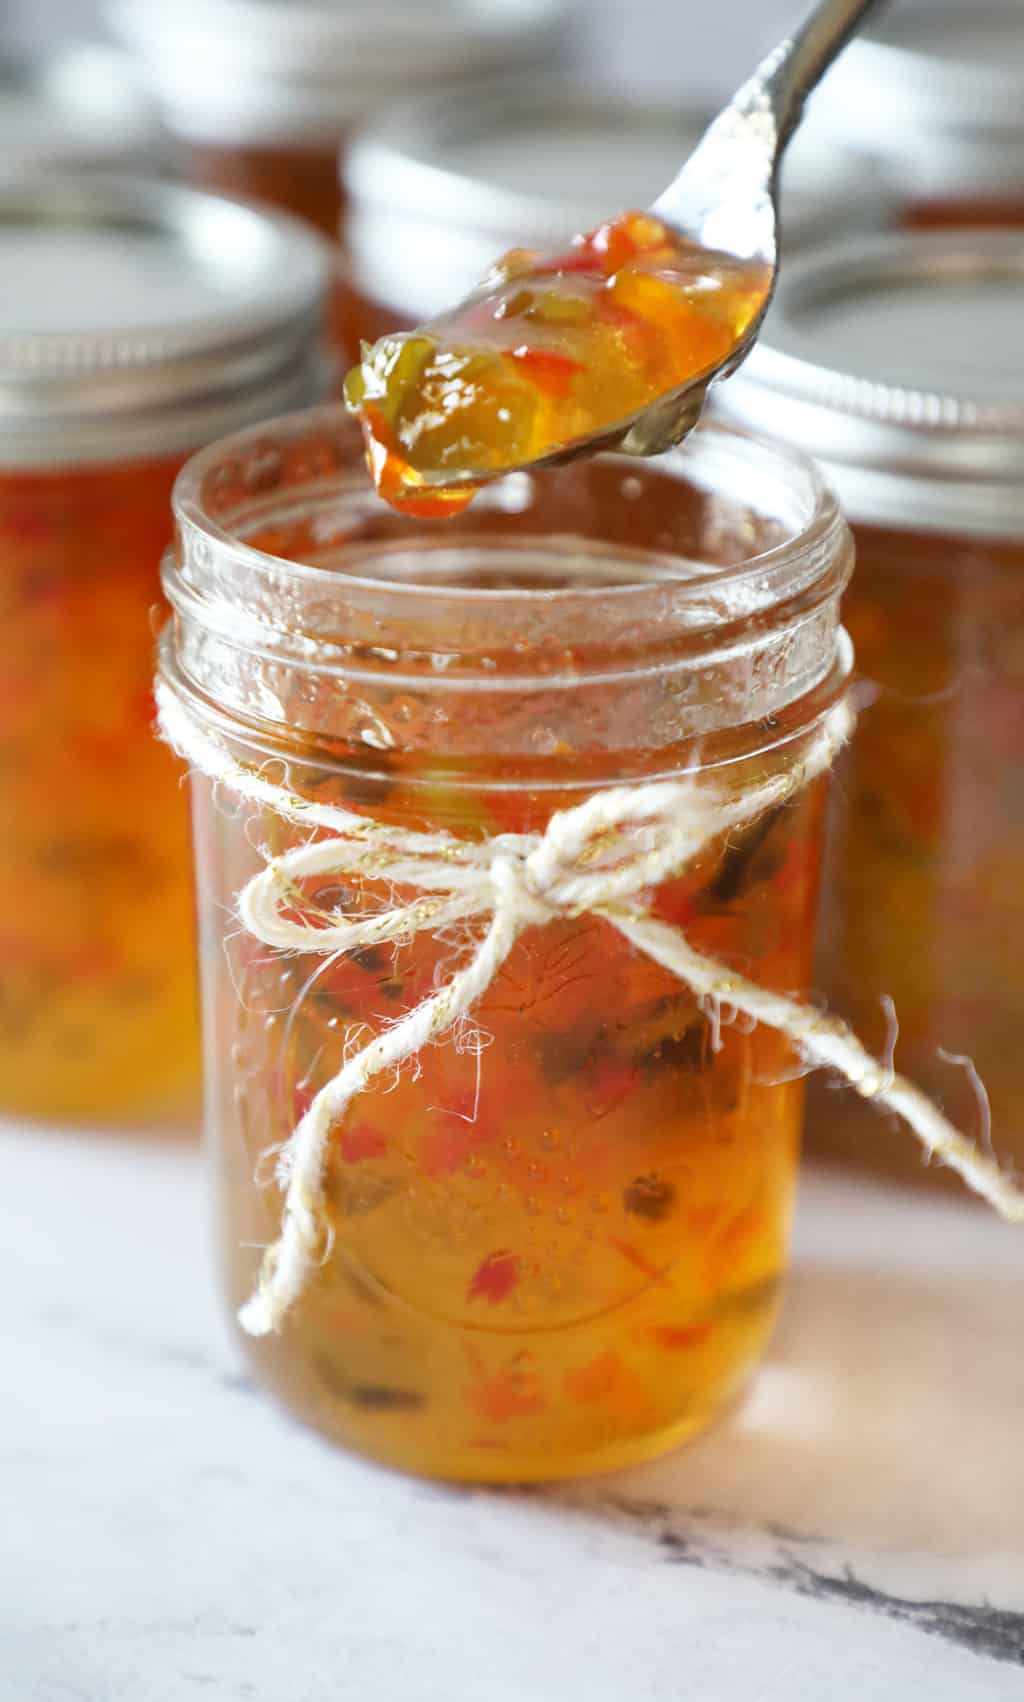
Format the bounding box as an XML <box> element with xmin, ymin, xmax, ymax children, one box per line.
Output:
<box><xmin>163</xmin><ymin>407</ymin><xmax>853</xmax><ymax>785</ymax></box>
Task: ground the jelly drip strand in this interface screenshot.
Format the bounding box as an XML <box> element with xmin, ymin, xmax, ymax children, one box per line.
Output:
<box><xmin>156</xmin><ymin>685</ymin><xmax>1024</xmax><ymax>1337</ymax></box>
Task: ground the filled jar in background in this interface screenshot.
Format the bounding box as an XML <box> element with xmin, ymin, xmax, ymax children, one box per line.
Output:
<box><xmin>0</xmin><ymin>176</ymin><xmax>329</xmax><ymax>1121</ymax></box>
<box><xmin>0</xmin><ymin>40</ymin><xmax>163</xmax><ymax>175</ymax></box>
<box><xmin>107</xmin><ymin>0</ymin><xmax>566</xmax><ymax>357</ymax></box>
<box><xmin>719</xmin><ymin>229</ymin><xmax>1024</xmax><ymax>1183</ymax></box>
<box><xmin>160</xmin><ymin>408</ymin><xmax>852</xmax><ymax>1481</ymax></box>
<box><xmin>811</xmin><ymin>0</ymin><xmax>1024</xmax><ymax>230</ymax></box>
<box><xmin>341</xmin><ymin>75</ymin><xmax>892</xmax><ymax>352</ymax></box>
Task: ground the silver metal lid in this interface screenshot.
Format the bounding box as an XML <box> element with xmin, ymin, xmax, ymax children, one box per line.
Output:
<box><xmin>107</xmin><ymin>0</ymin><xmax>565</xmax><ymax>146</ymax></box>
<box><xmin>812</xmin><ymin>0</ymin><xmax>1024</xmax><ymax>196</ymax></box>
<box><xmin>344</xmin><ymin>77</ymin><xmax>892</xmax><ymax>320</ymax></box>
<box><xmin>0</xmin><ymin>176</ymin><xmax>331</xmax><ymax>467</ymax></box>
<box><xmin>0</xmin><ymin>43</ymin><xmax>163</xmax><ymax>172</ymax></box>
<box><xmin>716</xmin><ymin>230</ymin><xmax>1024</xmax><ymax>539</ymax></box>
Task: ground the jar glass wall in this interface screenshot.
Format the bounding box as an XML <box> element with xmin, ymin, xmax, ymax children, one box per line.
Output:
<box><xmin>0</xmin><ymin>177</ymin><xmax>328</xmax><ymax>1121</ymax></box>
<box><xmin>161</xmin><ymin>407</ymin><xmax>852</xmax><ymax>1480</ymax></box>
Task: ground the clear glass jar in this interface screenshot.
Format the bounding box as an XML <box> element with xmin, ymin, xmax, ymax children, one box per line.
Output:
<box><xmin>813</xmin><ymin>0</ymin><xmax>1024</xmax><ymax>230</ymax></box>
<box><xmin>341</xmin><ymin>75</ymin><xmax>892</xmax><ymax>354</ymax></box>
<box><xmin>108</xmin><ymin>0</ymin><xmax>566</xmax><ymax>360</ymax></box>
<box><xmin>0</xmin><ymin>176</ymin><xmax>329</xmax><ymax>1121</ymax></box>
<box><xmin>160</xmin><ymin>406</ymin><xmax>852</xmax><ymax>1481</ymax></box>
<box><xmin>719</xmin><ymin>229</ymin><xmax>1024</xmax><ymax>1185</ymax></box>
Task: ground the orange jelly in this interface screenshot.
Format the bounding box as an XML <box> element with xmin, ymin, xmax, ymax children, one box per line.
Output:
<box><xmin>0</xmin><ymin>176</ymin><xmax>328</xmax><ymax>1121</ymax></box>
<box><xmin>718</xmin><ymin>227</ymin><xmax>1024</xmax><ymax>1183</ymax></box>
<box><xmin>0</xmin><ymin>456</ymin><xmax>198</xmax><ymax>1119</ymax></box>
<box><xmin>344</xmin><ymin>211</ymin><xmax>770</xmax><ymax>516</ymax></box>
<box><xmin>162</xmin><ymin>412</ymin><xmax>852</xmax><ymax>1480</ymax></box>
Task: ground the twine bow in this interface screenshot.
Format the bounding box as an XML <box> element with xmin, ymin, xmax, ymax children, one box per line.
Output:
<box><xmin>157</xmin><ymin>683</ymin><xmax>1024</xmax><ymax>1337</ymax></box>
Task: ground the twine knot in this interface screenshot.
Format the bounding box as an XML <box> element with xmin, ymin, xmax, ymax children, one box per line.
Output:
<box><xmin>155</xmin><ymin>681</ymin><xmax>1024</xmax><ymax>1339</ymax></box>
<box><xmin>489</xmin><ymin>848</ymin><xmax>558</xmax><ymax>929</ymax></box>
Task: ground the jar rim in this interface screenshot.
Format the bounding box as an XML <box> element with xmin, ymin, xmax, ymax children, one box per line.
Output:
<box><xmin>170</xmin><ymin>401</ymin><xmax>847</xmax><ymax>614</ymax></box>
<box><xmin>165</xmin><ymin>404</ymin><xmax>852</xmax><ymax>764</ymax></box>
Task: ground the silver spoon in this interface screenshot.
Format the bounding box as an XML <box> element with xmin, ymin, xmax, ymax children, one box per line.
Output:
<box><xmin>620</xmin><ymin>0</ymin><xmax>888</xmax><ymax>458</ymax></box>
<box><xmin>371</xmin><ymin>0</ymin><xmax>887</xmax><ymax>493</ymax></box>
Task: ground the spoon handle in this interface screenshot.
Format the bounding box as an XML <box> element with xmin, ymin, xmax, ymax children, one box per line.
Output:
<box><xmin>750</xmin><ymin>0</ymin><xmax>888</xmax><ymax>147</ymax></box>
<box><xmin>653</xmin><ymin>0</ymin><xmax>887</xmax><ymax>256</ymax></box>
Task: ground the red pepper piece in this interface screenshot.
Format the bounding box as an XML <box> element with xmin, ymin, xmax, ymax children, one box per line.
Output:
<box><xmin>648</xmin><ymin>1321</ymin><xmax>714</xmax><ymax>1351</ymax></box>
<box><xmin>466</xmin><ymin>1346</ymin><xmax>545</xmax><ymax>1422</ymax></box>
<box><xmin>607</xmin><ymin>1235</ymin><xmax>672</xmax><ymax>1289</ymax></box>
<box><xmin>563</xmin><ymin>1350</ymin><xmax>624</xmax><ymax>1403</ymax></box>
<box><xmin>585</xmin><ymin>1054</ymin><xmax>640</xmax><ymax>1118</ymax></box>
<box><xmin>507</xmin><ymin>345</ymin><xmax>582</xmax><ymax>400</ymax></box>
<box><xmin>467</xmin><ymin>1249</ymin><xmax>520</xmax><ymax>1305</ymax></box>
<box><xmin>339</xmin><ymin>1122</ymin><xmax>388</xmax><ymax>1162</ymax></box>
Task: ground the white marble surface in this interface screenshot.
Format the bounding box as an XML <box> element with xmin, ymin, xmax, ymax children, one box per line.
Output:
<box><xmin>3</xmin><ymin>1127</ymin><xmax>1023</xmax><ymax>1699</ymax></box>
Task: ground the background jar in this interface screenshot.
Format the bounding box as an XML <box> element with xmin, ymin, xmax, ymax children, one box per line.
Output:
<box><xmin>160</xmin><ymin>407</ymin><xmax>852</xmax><ymax>1482</ymax></box>
<box><xmin>811</xmin><ymin>0</ymin><xmax>1024</xmax><ymax>230</ymax></box>
<box><xmin>0</xmin><ymin>175</ymin><xmax>330</xmax><ymax>1122</ymax></box>
<box><xmin>107</xmin><ymin>0</ymin><xmax>566</xmax><ymax>357</ymax></box>
<box><xmin>719</xmin><ymin>230</ymin><xmax>1024</xmax><ymax>1185</ymax></box>
<box><xmin>341</xmin><ymin>74</ymin><xmax>893</xmax><ymax>353</ymax></box>
<box><xmin>0</xmin><ymin>40</ymin><xmax>164</xmax><ymax>175</ymax></box>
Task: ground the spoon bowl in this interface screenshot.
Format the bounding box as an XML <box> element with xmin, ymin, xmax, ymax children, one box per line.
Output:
<box><xmin>345</xmin><ymin>0</ymin><xmax>887</xmax><ymax>509</ymax></box>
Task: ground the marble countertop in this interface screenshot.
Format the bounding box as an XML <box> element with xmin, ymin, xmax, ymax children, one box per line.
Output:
<box><xmin>4</xmin><ymin>1126</ymin><xmax>1023</xmax><ymax>1699</ymax></box>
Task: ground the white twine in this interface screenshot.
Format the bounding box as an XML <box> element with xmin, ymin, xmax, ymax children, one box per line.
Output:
<box><xmin>157</xmin><ymin>683</ymin><xmax>1024</xmax><ymax>1337</ymax></box>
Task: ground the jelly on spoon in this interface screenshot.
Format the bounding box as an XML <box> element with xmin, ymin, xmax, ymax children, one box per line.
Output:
<box><xmin>344</xmin><ymin>0</ymin><xmax>884</xmax><ymax>516</ymax></box>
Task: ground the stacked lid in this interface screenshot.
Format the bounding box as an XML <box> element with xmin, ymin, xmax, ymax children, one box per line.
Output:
<box><xmin>0</xmin><ymin>42</ymin><xmax>162</xmax><ymax>172</ymax></box>
<box><xmin>0</xmin><ymin>176</ymin><xmax>331</xmax><ymax>465</ymax></box>
<box><xmin>810</xmin><ymin>0</ymin><xmax>1024</xmax><ymax>199</ymax></box>
<box><xmin>717</xmin><ymin>230</ymin><xmax>1024</xmax><ymax>539</ymax></box>
<box><xmin>107</xmin><ymin>0</ymin><xmax>567</xmax><ymax>146</ymax></box>
<box><xmin>343</xmin><ymin>77</ymin><xmax>893</xmax><ymax>321</ymax></box>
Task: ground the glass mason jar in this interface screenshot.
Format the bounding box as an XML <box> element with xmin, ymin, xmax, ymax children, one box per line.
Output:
<box><xmin>719</xmin><ymin>230</ymin><xmax>1024</xmax><ymax>1185</ymax></box>
<box><xmin>0</xmin><ymin>176</ymin><xmax>329</xmax><ymax>1122</ymax></box>
<box><xmin>107</xmin><ymin>0</ymin><xmax>566</xmax><ymax>361</ymax></box>
<box><xmin>342</xmin><ymin>75</ymin><xmax>892</xmax><ymax>354</ymax></box>
<box><xmin>813</xmin><ymin>0</ymin><xmax>1024</xmax><ymax>230</ymax></box>
<box><xmin>160</xmin><ymin>405</ymin><xmax>852</xmax><ymax>1481</ymax></box>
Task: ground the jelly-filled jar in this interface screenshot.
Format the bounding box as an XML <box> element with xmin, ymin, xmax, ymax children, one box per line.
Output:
<box><xmin>813</xmin><ymin>0</ymin><xmax>1024</xmax><ymax>229</ymax></box>
<box><xmin>108</xmin><ymin>0</ymin><xmax>565</xmax><ymax>356</ymax></box>
<box><xmin>720</xmin><ymin>230</ymin><xmax>1024</xmax><ymax>1184</ymax></box>
<box><xmin>0</xmin><ymin>176</ymin><xmax>329</xmax><ymax>1121</ymax></box>
<box><xmin>342</xmin><ymin>75</ymin><xmax>891</xmax><ymax>351</ymax></box>
<box><xmin>160</xmin><ymin>407</ymin><xmax>852</xmax><ymax>1481</ymax></box>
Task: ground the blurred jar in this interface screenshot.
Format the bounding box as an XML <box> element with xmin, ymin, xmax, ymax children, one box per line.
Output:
<box><xmin>107</xmin><ymin>0</ymin><xmax>566</xmax><ymax>355</ymax></box>
<box><xmin>812</xmin><ymin>0</ymin><xmax>1024</xmax><ymax>229</ymax></box>
<box><xmin>0</xmin><ymin>41</ymin><xmax>163</xmax><ymax>173</ymax></box>
<box><xmin>0</xmin><ymin>176</ymin><xmax>329</xmax><ymax>1123</ymax></box>
<box><xmin>160</xmin><ymin>408</ymin><xmax>851</xmax><ymax>1479</ymax></box>
<box><xmin>718</xmin><ymin>230</ymin><xmax>1024</xmax><ymax>1184</ymax></box>
<box><xmin>341</xmin><ymin>76</ymin><xmax>892</xmax><ymax>348</ymax></box>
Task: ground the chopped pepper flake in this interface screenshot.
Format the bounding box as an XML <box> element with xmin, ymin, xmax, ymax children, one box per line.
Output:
<box><xmin>468</xmin><ymin>1249</ymin><xmax>521</xmax><ymax>1305</ymax></box>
